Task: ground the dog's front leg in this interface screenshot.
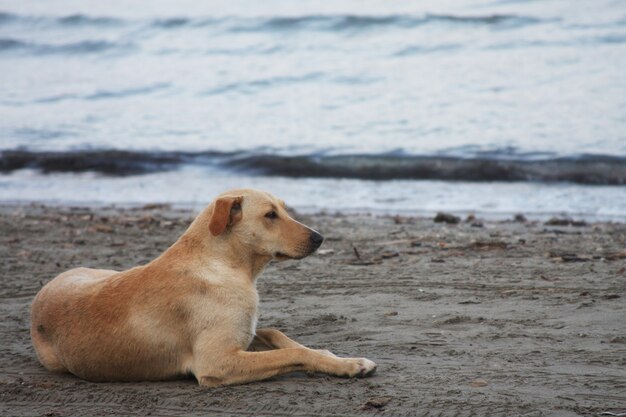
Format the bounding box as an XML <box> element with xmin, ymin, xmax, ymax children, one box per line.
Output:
<box><xmin>194</xmin><ymin>348</ymin><xmax>376</xmax><ymax>387</ymax></box>
<box><xmin>255</xmin><ymin>328</ymin><xmax>336</xmax><ymax>357</ymax></box>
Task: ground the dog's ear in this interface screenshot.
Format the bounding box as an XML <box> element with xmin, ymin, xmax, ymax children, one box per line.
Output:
<box><xmin>209</xmin><ymin>196</ymin><xmax>243</xmax><ymax>236</ymax></box>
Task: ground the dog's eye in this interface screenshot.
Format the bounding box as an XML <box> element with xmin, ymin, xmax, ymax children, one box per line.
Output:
<box><xmin>265</xmin><ymin>210</ymin><xmax>278</xmax><ymax>219</ymax></box>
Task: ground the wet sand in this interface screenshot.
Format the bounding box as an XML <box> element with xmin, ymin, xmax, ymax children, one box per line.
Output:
<box><xmin>0</xmin><ymin>204</ymin><xmax>625</xmax><ymax>417</ymax></box>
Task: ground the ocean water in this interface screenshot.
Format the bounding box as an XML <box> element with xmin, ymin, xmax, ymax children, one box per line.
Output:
<box><xmin>1</xmin><ymin>0</ymin><xmax>625</xmax><ymax>219</ymax></box>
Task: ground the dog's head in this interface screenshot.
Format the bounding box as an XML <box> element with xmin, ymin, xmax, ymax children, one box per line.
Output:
<box><xmin>207</xmin><ymin>189</ymin><xmax>323</xmax><ymax>261</ymax></box>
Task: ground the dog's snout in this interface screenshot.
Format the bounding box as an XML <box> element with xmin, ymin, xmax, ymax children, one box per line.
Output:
<box><xmin>309</xmin><ymin>231</ymin><xmax>324</xmax><ymax>248</ymax></box>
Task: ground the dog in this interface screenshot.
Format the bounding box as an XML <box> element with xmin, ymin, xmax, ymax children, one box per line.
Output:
<box><xmin>30</xmin><ymin>189</ymin><xmax>376</xmax><ymax>386</ymax></box>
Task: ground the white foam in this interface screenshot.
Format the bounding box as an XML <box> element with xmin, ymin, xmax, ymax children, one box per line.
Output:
<box><xmin>1</xmin><ymin>168</ymin><xmax>625</xmax><ymax>221</ymax></box>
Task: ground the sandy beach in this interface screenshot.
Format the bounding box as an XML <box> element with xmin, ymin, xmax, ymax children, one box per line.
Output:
<box><xmin>1</xmin><ymin>204</ymin><xmax>625</xmax><ymax>417</ymax></box>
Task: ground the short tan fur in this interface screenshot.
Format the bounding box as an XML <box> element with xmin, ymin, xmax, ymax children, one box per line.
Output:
<box><xmin>31</xmin><ymin>189</ymin><xmax>376</xmax><ymax>386</ymax></box>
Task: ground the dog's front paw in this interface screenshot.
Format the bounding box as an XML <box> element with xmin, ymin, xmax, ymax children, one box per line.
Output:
<box><xmin>354</xmin><ymin>358</ymin><xmax>377</xmax><ymax>377</ymax></box>
<box><xmin>341</xmin><ymin>358</ymin><xmax>377</xmax><ymax>378</ymax></box>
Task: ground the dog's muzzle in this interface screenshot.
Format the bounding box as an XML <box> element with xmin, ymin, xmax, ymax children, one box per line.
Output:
<box><xmin>274</xmin><ymin>231</ymin><xmax>324</xmax><ymax>260</ymax></box>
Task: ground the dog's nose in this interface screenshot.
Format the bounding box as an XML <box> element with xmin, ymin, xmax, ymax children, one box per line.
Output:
<box><xmin>309</xmin><ymin>231</ymin><xmax>324</xmax><ymax>248</ymax></box>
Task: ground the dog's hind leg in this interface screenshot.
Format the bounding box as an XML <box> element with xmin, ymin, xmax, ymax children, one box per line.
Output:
<box><xmin>254</xmin><ymin>328</ymin><xmax>337</xmax><ymax>357</ymax></box>
<box><xmin>254</xmin><ymin>328</ymin><xmax>304</xmax><ymax>349</ymax></box>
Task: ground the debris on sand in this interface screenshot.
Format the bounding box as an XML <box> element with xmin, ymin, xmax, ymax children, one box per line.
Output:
<box><xmin>90</xmin><ymin>224</ymin><xmax>113</xmax><ymax>233</ymax></box>
<box><xmin>603</xmin><ymin>294</ymin><xmax>621</xmax><ymax>300</ymax></box>
<box><xmin>546</xmin><ymin>251</ymin><xmax>591</xmax><ymax>262</ymax></box>
<box><xmin>464</xmin><ymin>213</ymin><xmax>483</xmax><ymax>226</ymax></box>
<box><xmin>434</xmin><ymin>315</ymin><xmax>472</xmax><ymax>326</ymax></box>
<box><xmin>469</xmin><ymin>378</ymin><xmax>489</xmax><ymax>387</ymax></box>
<box><xmin>305</xmin><ymin>314</ymin><xmax>347</xmax><ymax>326</ymax></box>
<box><xmin>605</xmin><ymin>250</ymin><xmax>626</xmax><ymax>261</ymax></box>
<box><xmin>347</xmin><ymin>246</ymin><xmax>381</xmax><ymax>265</ymax></box>
<box><xmin>458</xmin><ymin>298</ymin><xmax>481</xmax><ymax>305</ymax></box>
<box><xmin>376</xmin><ymin>238</ymin><xmax>416</xmax><ymax>246</ymax></box>
<box><xmin>361</xmin><ymin>396</ymin><xmax>393</xmax><ymax>410</ymax></box>
<box><xmin>141</xmin><ymin>203</ymin><xmax>172</xmax><ymax>210</ymax></box>
<box><xmin>545</xmin><ymin>217</ymin><xmax>587</xmax><ymax>227</ymax></box>
<box><xmin>346</xmin><ymin>246</ymin><xmax>396</xmax><ymax>265</ymax></box>
<box><xmin>434</xmin><ymin>212</ymin><xmax>460</xmax><ymax>224</ymax></box>
<box><xmin>348</xmin><ymin>259</ymin><xmax>382</xmax><ymax>266</ymax></box>
<box><xmin>514</xmin><ymin>213</ymin><xmax>527</xmax><ymax>223</ymax></box>
<box><xmin>469</xmin><ymin>240</ymin><xmax>508</xmax><ymax>250</ymax></box>
<box><xmin>392</xmin><ymin>215</ymin><xmax>412</xmax><ymax>225</ymax></box>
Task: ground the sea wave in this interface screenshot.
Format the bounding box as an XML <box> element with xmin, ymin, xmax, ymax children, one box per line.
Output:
<box><xmin>0</xmin><ymin>12</ymin><xmax>123</xmax><ymax>27</ymax></box>
<box><xmin>0</xmin><ymin>11</ymin><xmax>550</xmax><ymax>32</ymax></box>
<box><xmin>55</xmin><ymin>14</ymin><xmax>123</xmax><ymax>26</ymax></box>
<box><xmin>1</xmin><ymin>149</ymin><xmax>624</xmax><ymax>185</ymax></box>
<box><xmin>34</xmin><ymin>83</ymin><xmax>171</xmax><ymax>104</ymax></box>
<box><xmin>201</xmin><ymin>13</ymin><xmax>547</xmax><ymax>32</ymax></box>
<box><xmin>200</xmin><ymin>73</ymin><xmax>326</xmax><ymax>96</ymax></box>
<box><xmin>0</xmin><ymin>37</ymin><xmax>131</xmax><ymax>55</ymax></box>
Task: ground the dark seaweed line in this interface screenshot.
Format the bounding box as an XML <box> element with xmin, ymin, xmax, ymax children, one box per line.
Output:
<box><xmin>0</xmin><ymin>150</ymin><xmax>231</xmax><ymax>176</ymax></box>
<box><xmin>229</xmin><ymin>153</ymin><xmax>626</xmax><ymax>185</ymax></box>
<box><xmin>1</xmin><ymin>150</ymin><xmax>625</xmax><ymax>185</ymax></box>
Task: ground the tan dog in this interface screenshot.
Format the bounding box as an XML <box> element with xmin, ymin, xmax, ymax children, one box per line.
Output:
<box><xmin>30</xmin><ymin>189</ymin><xmax>376</xmax><ymax>386</ymax></box>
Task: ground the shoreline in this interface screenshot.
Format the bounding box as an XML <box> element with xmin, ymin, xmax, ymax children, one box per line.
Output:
<box><xmin>1</xmin><ymin>199</ymin><xmax>625</xmax><ymax>224</ymax></box>
<box><xmin>1</xmin><ymin>203</ymin><xmax>625</xmax><ymax>416</ymax></box>
<box><xmin>2</xmin><ymin>167</ymin><xmax>625</xmax><ymax>223</ymax></box>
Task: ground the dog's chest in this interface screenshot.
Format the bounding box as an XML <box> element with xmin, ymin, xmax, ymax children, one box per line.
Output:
<box><xmin>189</xmin><ymin>273</ymin><xmax>260</xmax><ymax>349</ymax></box>
<box><xmin>248</xmin><ymin>311</ymin><xmax>258</xmax><ymax>346</ymax></box>
<box><xmin>226</xmin><ymin>291</ymin><xmax>258</xmax><ymax>349</ymax></box>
